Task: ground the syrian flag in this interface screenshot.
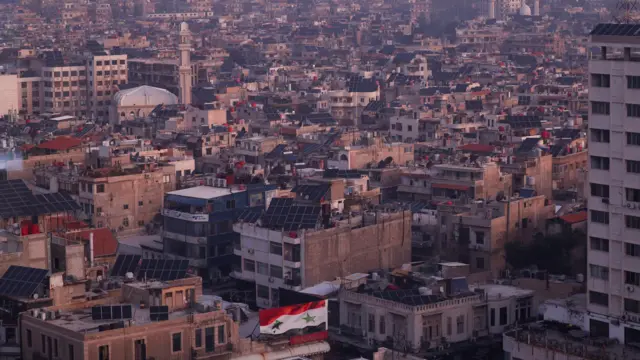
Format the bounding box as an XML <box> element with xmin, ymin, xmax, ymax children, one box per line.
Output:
<box><xmin>259</xmin><ymin>300</ymin><xmax>328</xmax><ymax>335</ymax></box>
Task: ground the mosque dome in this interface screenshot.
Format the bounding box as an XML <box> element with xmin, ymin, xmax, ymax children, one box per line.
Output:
<box><xmin>113</xmin><ymin>85</ymin><xmax>179</xmax><ymax>107</ymax></box>
<box><xmin>519</xmin><ymin>2</ymin><xmax>532</xmax><ymax>16</ymax></box>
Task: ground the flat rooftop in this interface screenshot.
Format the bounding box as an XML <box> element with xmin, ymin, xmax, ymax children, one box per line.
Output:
<box><xmin>37</xmin><ymin>303</ymin><xmax>192</xmax><ymax>333</ymax></box>
<box><xmin>167</xmin><ymin>185</ymin><xmax>244</xmax><ymax>200</ymax></box>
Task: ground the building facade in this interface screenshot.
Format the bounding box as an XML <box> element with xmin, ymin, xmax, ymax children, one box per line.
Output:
<box><xmin>587</xmin><ymin>24</ymin><xmax>640</xmax><ymax>343</ymax></box>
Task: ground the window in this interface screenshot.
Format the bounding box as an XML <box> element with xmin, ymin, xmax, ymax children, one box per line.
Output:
<box><xmin>499</xmin><ymin>307</ymin><xmax>508</xmax><ymax>325</ymax></box>
<box><xmin>97</xmin><ymin>184</ymin><xmax>105</xmax><ymax>193</ymax></box>
<box><xmin>195</xmin><ymin>328</ymin><xmax>202</xmax><ymax>348</ymax></box>
<box><xmin>590</xmin><ymin>264</ymin><xmax>609</xmax><ymax>280</ymax></box>
<box><xmin>628</xmin><ymin>188</ymin><xmax>640</xmax><ymax>202</ymax></box>
<box><xmin>96</xmin><ymin>61</ymin><xmax>102</xmax><ymax>66</ymax></box>
<box><xmin>257</xmin><ymin>285</ymin><xmax>269</xmax><ymax>299</ymax></box>
<box><xmin>475</xmin><ymin>231</ymin><xmax>485</xmax><ymax>245</ymax></box>
<box><xmin>134</xmin><ymin>339</ymin><xmax>146</xmax><ymax>360</ymax></box>
<box><xmin>270</xmin><ymin>242</ymin><xmax>282</xmax><ymax>255</ymax></box>
<box><xmin>379</xmin><ymin>315</ymin><xmax>386</xmax><ymax>335</ymax></box>
<box><xmin>490</xmin><ymin>308</ymin><xmax>495</xmax><ymax>326</ymax></box>
<box><xmin>627</xmin><ymin>215</ymin><xmax>640</xmax><ymax>229</ymax></box>
<box><xmin>217</xmin><ymin>325</ymin><xmax>225</xmax><ymax>344</ymax></box>
<box><xmin>172</xmin><ymin>333</ymin><xmax>182</xmax><ymax>352</ymax></box>
<box><xmin>226</xmin><ymin>200</ymin><xmax>236</xmax><ymax>209</ymax></box>
<box><xmin>99</xmin><ymin>345</ymin><xmax>109</xmax><ymax>360</ymax></box>
<box><xmin>625</xmin><ymin>298</ymin><xmax>640</xmax><ymax>313</ymax></box>
<box><xmin>591</xmin><ymin>128</ymin><xmax>610</xmax><ymax>143</ymax></box>
<box><xmin>270</xmin><ymin>265</ymin><xmax>283</xmax><ymax>278</ymax></box>
<box><xmin>592</xmin><ymin>73</ymin><xmax>610</xmax><ymax>87</ymax></box>
<box><xmin>592</xmin><ymin>101</ymin><xmax>610</xmax><ymax>115</ymax></box>
<box><xmin>590</xmin><ymin>291</ymin><xmax>609</xmax><ymax>307</ymax></box>
<box><xmin>627</xmin><ymin>242</ymin><xmax>640</xmax><ymax>257</ymax></box>
<box><xmin>138</xmin><ymin>220</ymin><xmax>145</xmax><ymax>227</ymax></box>
<box><xmin>26</xmin><ymin>329</ymin><xmax>32</xmax><ymax>347</ymax></box>
<box><xmin>591</xmin><ymin>210</ymin><xmax>609</xmax><ymax>224</ymax></box>
<box><xmin>456</xmin><ymin>315</ymin><xmax>464</xmax><ymax>334</ymax></box>
<box><xmin>123</xmin><ymin>204</ymin><xmax>129</xmax><ymax>210</ymax></box>
<box><xmin>630</xmin><ymin>76</ymin><xmax>640</xmax><ymax>89</ymax></box>
<box><xmin>627</xmin><ymin>271</ymin><xmax>640</xmax><ymax>286</ymax></box>
<box><xmin>446</xmin><ymin>317</ymin><xmax>452</xmax><ymax>335</ymax></box>
<box><xmin>54</xmin><ymin>338</ymin><xmax>58</xmax><ymax>356</ymax></box>
<box><xmin>368</xmin><ymin>314</ymin><xmax>375</xmax><ymax>332</ymax></box>
<box><xmin>591</xmin><ymin>156</ymin><xmax>610</xmax><ymax>170</ymax></box>
<box><xmin>590</xmin><ymin>237</ymin><xmax>609</xmax><ymax>252</ymax></box>
<box><xmin>629</xmin><ymin>104</ymin><xmax>640</xmax><ymax>118</ymax></box>
<box><xmin>69</xmin><ymin>344</ymin><xmax>75</xmax><ymax>360</ymax></box>
<box><xmin>205</xmin><ymin>327</ymin><xmax>214</xmax><ymax>352</ymax></box>
<box><xmin>123</xmin><ymin>218</ymin><xmax>129</xmax><ymax>227</ymax></box>
<box><xmin>257</xmin><ymin>262</ymin><xmax>268</xmax><ymax>275</ymax></box>
<box><xmin>629</xmin><ymin>160</ymin><xmax>640</xmax><ymax>173</ymax></box>
<box><xmin>41</xmin><ymin>334</ymin><xmax>45</xmax><ymax>352</ymax></box>
<box><xmin>628</xmin><ymin>132</ymin><xmax>640</xmax><ymax>146</ymax></box>
<box><xmin>591</xmin><ymin>183</ymin><xmax>610</xmax><ymax>198</ymax></box>
<box><xmin>476</xmin><ymin>257</ymin><xmax>485</xmax><ymax>270</ymax></box>
<box><xmin>244</xmin><ymin>259</ymin><xmax>255</xmax><ymax>272</ymax></box>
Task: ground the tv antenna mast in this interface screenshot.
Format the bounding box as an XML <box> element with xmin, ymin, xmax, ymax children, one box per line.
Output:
<box><xmin>614</xmin><ymin>0</ymin><xmax>639</xmax><ymax>23</ymax></box>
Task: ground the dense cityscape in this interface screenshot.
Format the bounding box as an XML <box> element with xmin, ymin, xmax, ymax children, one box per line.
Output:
<box><xmin>0</xmin><ymin>0</ymin><xmax>631</xmax><ymax>359</ymax></box>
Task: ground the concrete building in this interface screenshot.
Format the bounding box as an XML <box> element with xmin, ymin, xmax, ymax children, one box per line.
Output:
<box><xmin>338</xmin><ymin>265</ymin><xmax>536</xmax><ymax>353</ymax></box>
<box><xmin>585</xmin><ymin>23</ymin><xmax>640</xmax><ymax>343</ymax></box>
<box><xmin>233</xmin><ymin>209</ymin><xmax>412</xmax><ymax>308</ymax></box>
<box><xmin>42</xmin><ymin>64</ymin><xmax>88</xmax><ymax>118</ymax></box>
<box><xmin>327</xmin><ymin>143</ymin><xmax>414</xmax><ymax>170</ymax></box>
<box><xmin>86</xmin><ymin>52</ymin><xmax>128</xmax><ymax>121</ymax></box>
<box><xmin>77</xmin><ymin>165</ymin><xmax>175</xmax><ymax>232</ymax></box>
<box><xmin>18</xmin><ymin>71</ymin><xmax>43</xmax><ymax>116</ymax></box>
<box><xmin>163</xmin><ymin>182</ymin><xmax>277</xmax><ymax>283</ymax></box>
<box><xmin>0</xmin><ymin>74</ymin><xmax>19</xmax><ymax>118</ymax></box>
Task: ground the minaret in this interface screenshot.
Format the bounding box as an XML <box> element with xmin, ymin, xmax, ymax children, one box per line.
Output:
<box><xmin>178</xmin><ymin>22</ymin><xmax>192</xmax><ymax>105</ymax></box>
<box><xmin>533</xmin><ymin>0</ymin><xmax>539</xmax><ymax>15</ymax></box>
<box><xmin>489</xmin><ymin>0</ymin><xmax>496</xmax><ymax>19</ymax></box>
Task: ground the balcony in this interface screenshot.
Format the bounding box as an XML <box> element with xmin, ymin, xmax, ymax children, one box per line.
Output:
<box><xmin>284</xmin><ymin>278</ymin><xmax>302</xmax><ymax>291</ymax></box>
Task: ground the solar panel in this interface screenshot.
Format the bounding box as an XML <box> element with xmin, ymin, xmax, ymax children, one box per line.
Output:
<box><xmin>0</xmin><ymin>180</ymin><xmax>80</xmax><ymax>218</ymax></box>
<box><xmin>236</xmin><ymin>207</ymin><xmax>262</xmax><ymax>223</ymax></box>
<box><xmin>283</xmin><ymin>205</ymin><xmax>321</xmax><ymax>231</ymax></box>
<box><xmin>0</xmin><ymin>266</ymin><xmax>49</xmax><ymax>299</ymax></box>
<box><xmin>91</xmin><ymin>304</ymin><xmax>133</xmax><ymax>321</ymax></box>
<box><xmin>150</xmin><ymin>305</ymin><xmax>169</xmax><ymax>321</ymax></box>
<box><xmin>291</xmin><ymin>184</ymin><xmax>330</xmax><ymax>202</ymax></box>
<box><xmin>110</xmin><ymin>254</ymin><xmax>142</xmax><ymax>277</ymax></box>
<box><xmin>137</xmin><ymin>259</ymin><xmax>189</xmax><ymax>281</ymax></box>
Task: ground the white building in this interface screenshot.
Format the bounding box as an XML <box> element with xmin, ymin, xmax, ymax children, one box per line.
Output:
<box><xmin>587</xmin><ymin>23</ymin><xmax>640</xmax><ymax>343</ymax></box>
<box><xmin>0</xmin><ymin>74</ymin><xmax>19</xmax><ymax>118</ymax></box>
<box><xmin>338</xmin><ymin>282</ymin><xmax>534</xmax><ymax>352</ymax></box>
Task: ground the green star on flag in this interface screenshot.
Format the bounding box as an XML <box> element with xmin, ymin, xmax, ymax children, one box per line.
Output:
<box><xmin>302</xmin><ymin>312</ymin><xmax>316</xmax><ymax>323</ymax></box>
<box><xmin>271</xmin><ymin>320</ymin><xmax>283</xmax><ymax>332</ymax></box>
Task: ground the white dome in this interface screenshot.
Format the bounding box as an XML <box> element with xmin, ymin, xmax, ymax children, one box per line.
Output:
<box><xmin>519</xmin><ymin>2</ymin><xmax>532</xmax><ymax>15</ymax></box>
<box><xmin>113</xmin><ymin>85</ymin><xmax>179</xmax><ymax>107</ymax></box>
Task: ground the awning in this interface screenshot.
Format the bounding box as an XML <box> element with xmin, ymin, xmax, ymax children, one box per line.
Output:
<box><xmin>432</xmin><ymin>183</ymin><xmax>470</xmax><ymax>191</ymax></box>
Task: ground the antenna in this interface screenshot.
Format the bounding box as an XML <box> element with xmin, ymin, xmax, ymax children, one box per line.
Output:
<box><xmin>614</xmin><ymin>0</ymin><xmax>640</xmax><ymax>23</ymax></box>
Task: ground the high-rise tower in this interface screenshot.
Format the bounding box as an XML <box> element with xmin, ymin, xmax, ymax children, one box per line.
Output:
<box><xmin>178</xmin><ymin>22</ymin><xmax>192</xmax><ymax>105</ymax></box>
<box><xmin>533</xmin><ymin>0</ymin><xmax>539</xmax><ymax>16</ymax></box>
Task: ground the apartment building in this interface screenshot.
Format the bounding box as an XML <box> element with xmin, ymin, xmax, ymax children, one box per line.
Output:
<box><xmin>18</xmin><ymin>70</ymin><xmax>42</xmax><ymax>116</ymax></box>
<box><xmin>0</xmin><ymin>74</ymin><xmax>19</xmax><ymax>118</ymax></box>
<box><xmin>86</xmin><ymin>52</ymin><xmax>128</xmax><ymax>120</ymax></box>
<box><xmin>77</xmin><ymin>165</ymin><xmax>175</xmax><ymax>232</ymax></box>
<box><xmin>163</xmin><ymin>182</ymin><xmax>277</xmax><ymax>283</ymax></box>
<box><xmin>338</xmin><ymin>264</ymin><xmax>536</xmax><ymax>352</ymax></box>
<box><xmin>42</xmin><ymin>64</ymin><xmax>88</xmax><ymax>117</ymax></box>
<box><xmin>329</xmin><ymin>77</ymin><xmax>380</xmax><ymax>126</ymax></box>
<box><xmin>398</xmin><ymin>162</ymin><xmax>512</xmax><ymax>202</ymax></box>
<box><xmin>233</xmin><ymin>206</ymin><xmax>412</xmax><ymax>308</ymax></box>
<box><xmin>586</xmin><ymin>23</ymin><xmax>640</xmax><ymax>344</ymax></box>
<box><xmin>327</xmin><ymin>143</ymin><xmax>414</xmax><ymax>170</ymax></box>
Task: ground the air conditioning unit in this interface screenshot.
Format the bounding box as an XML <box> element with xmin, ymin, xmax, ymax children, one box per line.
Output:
<box><xmin>247</xmin><ymin>248</ymin><xmax>255</xmax><ymax>254</ymax></box>
<box><xmin>602</xmin><ymin>198</ymin><xmax>610</xmax><ymax>204</ymax></box>
<box><xmin>268</xmin><ymin>277</ymin><xmax>275</xmax><ymax>283</ymax></box>
<box><xmin>628</xmin><ymin>285</ymin><xmax>635</xmax><ymax>293</ymax></box>
<box><xmin>628</xmin><ymin>203</ymin><xmax>637</xmax><ymax>209</ymax></box>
